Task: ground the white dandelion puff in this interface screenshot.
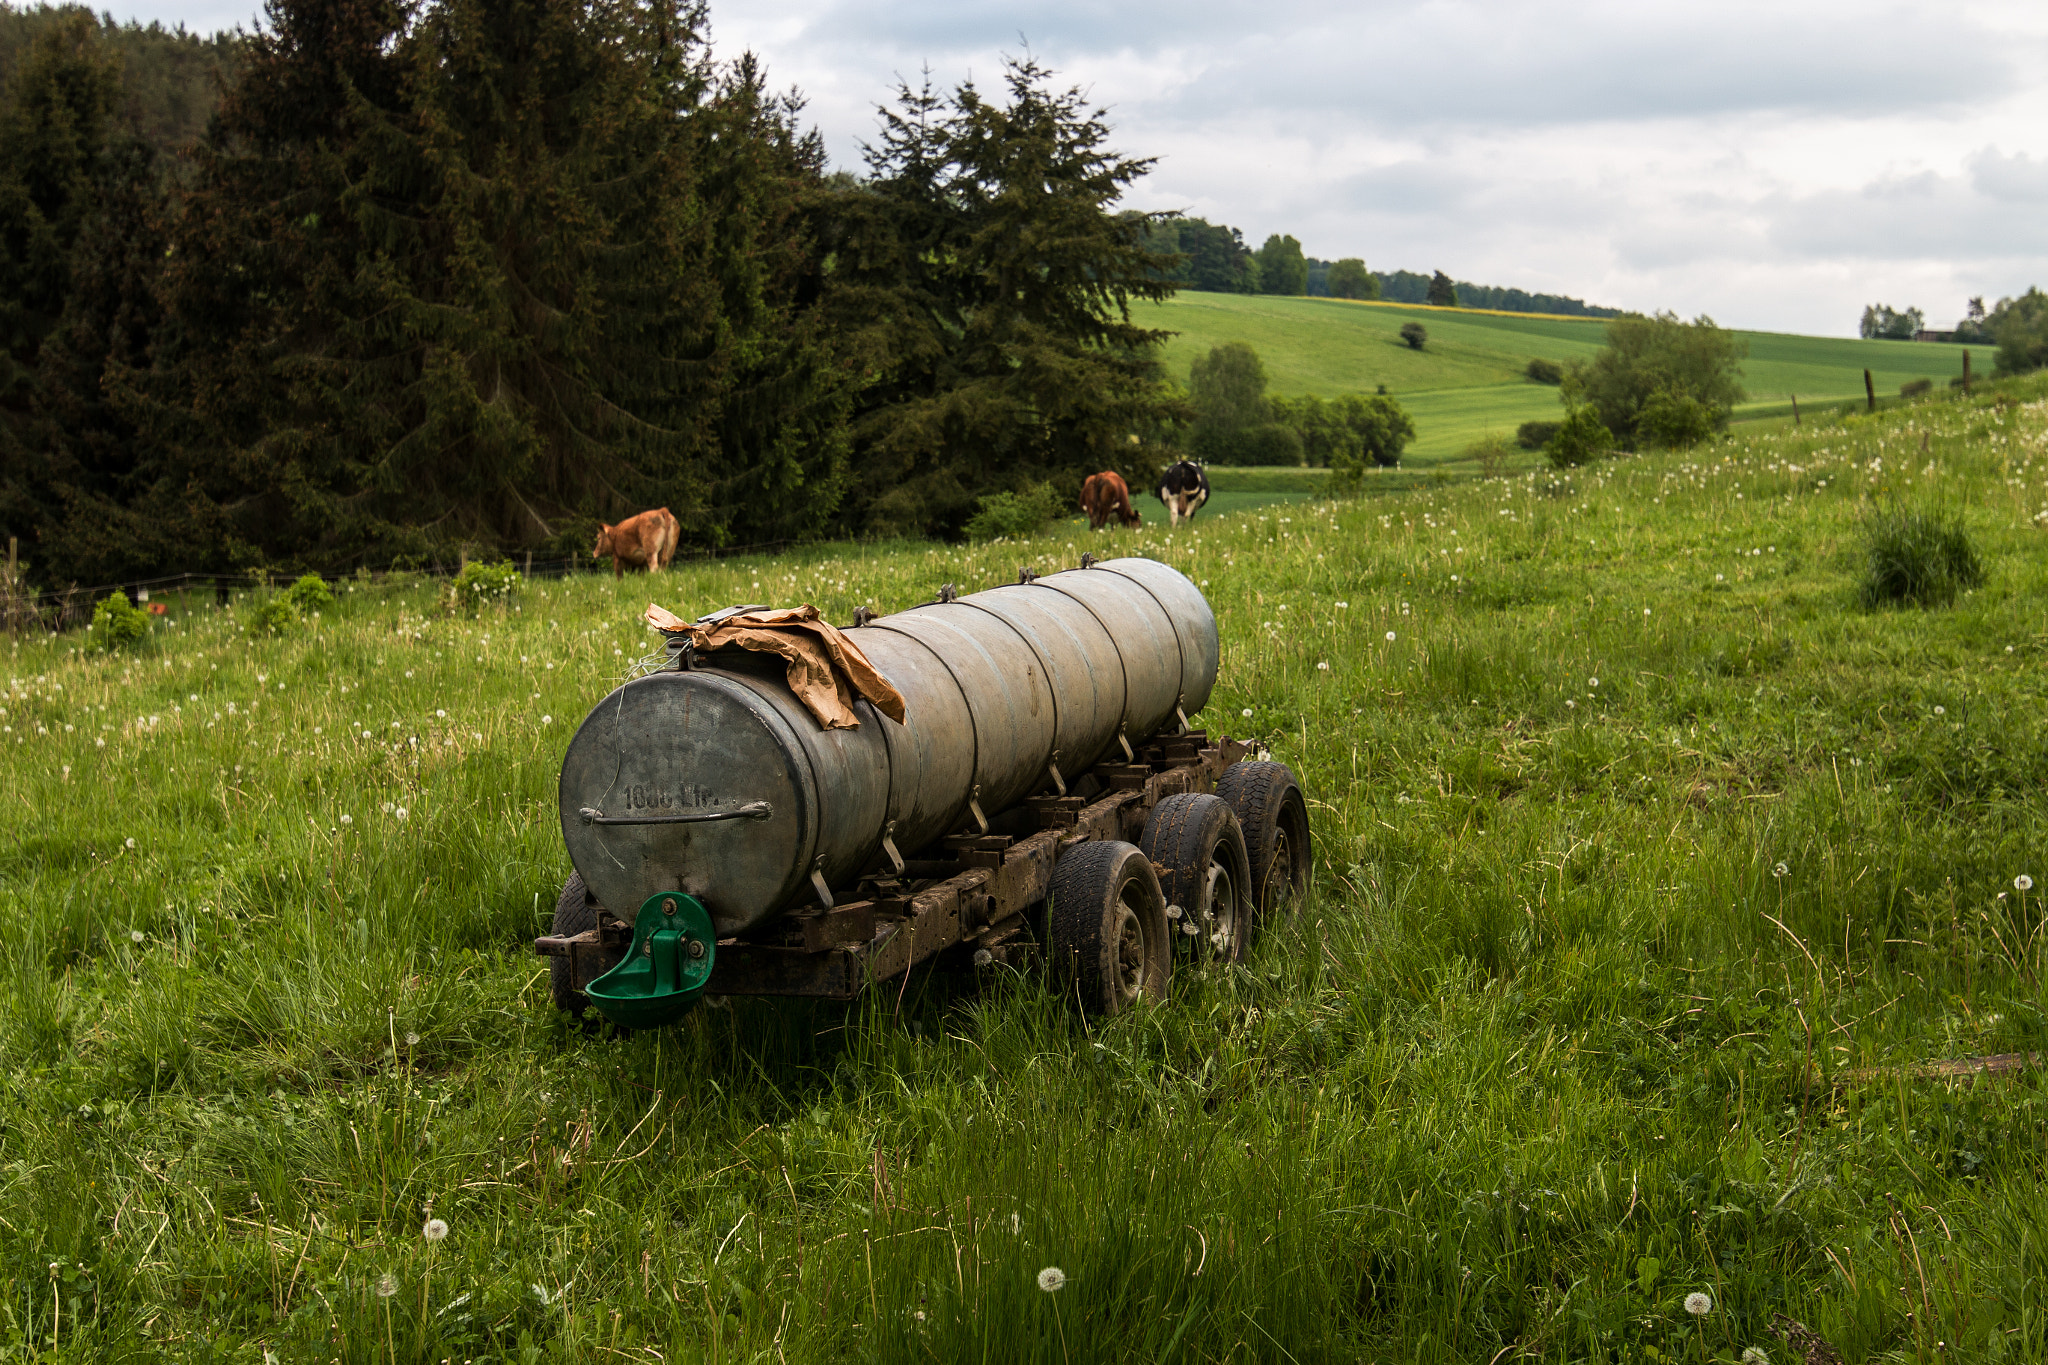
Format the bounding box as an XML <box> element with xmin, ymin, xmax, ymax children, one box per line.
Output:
<box><xmin>405</xmin><ymin>1032</ymin><xmax>420</xmax><ymax>1047</ymax></box>
<box><xmin>972</xmin><ymin>948</ymin><xmax>993</xmax><ymax>967</ymax></box>
<box><xmin>1241</xmin><ymin>708</ymin><xmax>1253</xmax><ymax>718</ymax></box>
<box><xmin>2019</xmin><ymin>875</ymin><xmax>2036</xmax><ymax>892</ymax></box>
<box><xmin>1036</xmin><ymin>1266</ymin><xmax>1066</xmax><ymax>1293</ymax></box>
<box><xmin>340</xmin><ymin>814</ymin><xmax>352</xmax><ymax>825</ymax></box>
<box><xmin>1934</xmin><ymin>705</ymin><xmax>1946</xmax><ymax>716</ymax></box>
<box><xmin>395</xmin><ymin>807</ymin><xmax>409</xmax><ymax>821</ymax></box>
<box><xmin>1385</xmin><ymin>631</ymin><xmax>1396</xmax><ymax>641</ymax></box>
<box><xmin>1741</xmin><ymin>1349</ymin><xmax>1772</xmax><ymax>1365</ymax></box>
<box><xmin>423</xmin><ymin>1218</ymin><xmax>448</xmax><ymax>1242</ymax></box>
<box><xmin>374</xmin><ymin>1272</ymin><xmax>398</xmax><ymax>1298</ymax></box>
<box><xmin>1684</xmin><ymin>1291</ymin><xmax>1712</xmax><ymax>1316</ymax></box>
<box><xmin>130</xmin><ymin>930</ymin><xmax>145</xmax><ymax>944</ymax></box>
<box><xmin>125</xmin><ymin>837</ymin><xmax>136</xmax><ymax>849</ymax></box>
<box><xmin>1316</xmin><ymin>661</ymin><xmax>1330</xmax><ymax>671</ymax></box>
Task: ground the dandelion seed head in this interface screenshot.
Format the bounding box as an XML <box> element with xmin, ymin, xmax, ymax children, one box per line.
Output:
<box><xmin>130</xmin><ymin>930</ymin><xmax>145</xmax><ymax>944</ymax></box>
<box><xmin>1241</xmin><ymin>708</ymin><xmax>1252</xmax><ymax>718</ymax></box>
<box><xmin>1741</xmin><ymin>1349</ymin><xmax>1772</xmax><ymax>1365</ymax></box>
<box><xmin>340</xmin><ymin>814</ymin><xmax>352</xmax><ymax>825</ymax></box>
<box><xmin>423</xmin><ymin>1218</ymin><xmax>448</xmax><ymax>1242</ymax></box>
<box><xmin>972</xmin><ymin>948</ymin><xmax>993</xmax><ymax>967</ymax></box>
<box><xmin>395</xmin><ymin>807</ymin><xmax>408</xmax><ymax>820</ymax></box>
<box><xmin>125</xmin><ymin>837</ymin><xmax>136</xmax><ymax>849</ymax></box>
<box><xmin>375</xmin><ymin>1272</ymin><xmax>398</xmax><ymax>1298</ymax></box>
<box><xmin>405</xmin><ymin>1032</ymin><xmax>420</xmax><ymax>1047</ymax></box>
<box><xmin>1684</xmin><ymin>1291</ymin><xmax>1712</xmax><ymax>1316</ymax></box>
<box><xmin>1385</xmin><ymin>630</ymin><xmax>1396</xmax><ymax>641</ymax></box>
<box><xmin>1316</xmin><ymin>661</ymin><xmax>1329</xmax><ymax>671</ymax></box>
<box><xmin>1934</xmin><ymin>705</ymin><xmax>1946</xmax><ymax>716</ymax></box>
<box><xmin>2019</xmin><ymin>875</ymin><xmax>2036</xmax><ymax>892</ymax></box>
<box><xmin>1036</xmin><ymin>1266</ymin><xmax>1066</xmax><ymax>1293</ymax></box>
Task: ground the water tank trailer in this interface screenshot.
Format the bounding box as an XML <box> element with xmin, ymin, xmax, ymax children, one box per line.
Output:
<box><xmin>534</xmin><ymin>557</ymin><xmax>1310</xmax><ymax>1024</ymax></box>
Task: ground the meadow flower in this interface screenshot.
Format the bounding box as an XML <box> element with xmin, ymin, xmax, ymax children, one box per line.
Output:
<box><xmin>1684</xmin><ymin>1291</ymin><xmax>1712</xmax><ymax>1316</ymax></box>
<box><xmin>1241</xmin><ymin>708</ymin><xmax>1253</xmax><ymax>718</ymax></box>
<box><xmin>1588</xmin><ymin>677</ymin><xmax>1599</xmax><ymax>687</ymax></box>
<box><xmin>1036</xmin><ymin>1267</ymin><xmax>1066</xmax><ymax>1293</ymax></box>
<box><xmin>1934</xmin><ymin>705</ymin><xmax>1945</xmax><ymax>716</ymax></box>
<box><xmin>125</xmin><ymin>837</ymin><xmax>136</xmax><ymax>848</ymax></box>
<box><xmin>341</xmin><ymin>814</ymin><xmax>352</xmax><ymax>825</ymax></box>
<box><xmin>1774</xmin><ymin>862</ymin><xmax>1790</xmax><ymax>877</ymax></box>
<box><xmin>375</xmin><ymin>1272</ymin><xmax>398</xmax><ymax>1298</ymax></box>
<box><xmin>436</xmin><ymin>709</ymin><xmax>446</xmax><ymax>718</ymax></box>
<box><xmin>423</xmin><ymin>1217</ymin><xmax>448</xmax><ymax>1242</ymax></box>
<box><xmin>2019</xmin><ymin>875</ymin><xmax>2036</xmax><ymax>892</ymax></box>
<box><xmin>1316</xmin><ymin>661</ymin><xmax>1329</xmax><ymax>671</ymax></box>
<box><xmin>395</xmin><ymin>807</ymin><xmax>409</xmax><ymax>821</ymax></box>
<box><xmin>406</xmin><ymin>1032</ymin><xmax>420</xmax><ymax>1047</ymax></box>
<box><xmin>1385</xmin><ymin>631</ymin><xmax>1396</xmax><ymax>641</ymax></box>
<box><xmin>972</xmin><ymin>948</ymin><xmax>993</xmax><ymax>967</ymax></box>
<box><xmin>542</xmin><ymin>715</ymin><xmax>552</xmax><ymax>725</ymax></box>
<box><xmin>130</xmin><ymin>930</ymin><xmax>144</xmax><ymax>944</ymax></box>
<box><xmin>1335</xmin><ymin>601</ymin><xmax>1348</xmax><ymax>608</ymax></box>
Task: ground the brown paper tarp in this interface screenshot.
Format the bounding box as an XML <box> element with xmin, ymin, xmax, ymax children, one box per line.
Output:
<box><xmin>643</xmin><ymin>603</ymin><xmax>907</xmax><ymax>731</ymax></box>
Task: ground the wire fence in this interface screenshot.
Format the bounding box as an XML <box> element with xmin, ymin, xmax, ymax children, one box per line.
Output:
<box><xmin>0</xmin><ymin>535</ymin><xmax>809</xmax><ymax>637</ymax></box>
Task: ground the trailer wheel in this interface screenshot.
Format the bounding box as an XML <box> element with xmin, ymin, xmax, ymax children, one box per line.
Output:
<box><xmin>549</xmin><ymin>872</ymin><xmax>598</xmax><ymax>1016</ymax></box>
<box><xmin>1214</xmin><ymin>761</ymin><xmax>1312</xmax><ymax>921</ymax></box>
<box><xmin>1047</xmin><ymin>840</ymin><xmax>1170</xmax><ymax>1015</ymax></box>
<box><xmin>1140</xmin><ymin>794</ymin><xmax>1253</xmax><ymax>962</ymax></box>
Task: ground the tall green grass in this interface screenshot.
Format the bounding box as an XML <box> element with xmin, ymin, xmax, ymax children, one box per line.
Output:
<box><xmin>2</xmin><ymin>379</ymin><xmax>2046</xmax><ymax>1360</ymax></box>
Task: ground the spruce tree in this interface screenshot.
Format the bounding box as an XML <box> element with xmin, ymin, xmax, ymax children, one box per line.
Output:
<box><xmin>1426</xmin><ymin>270</ymin><xmax>1458</xmax><ymax>307</ymax></box>
<box><xmin>829</xmin><ymin>57</ymin><xmax>1180</xmax><ymax>538</ymax></box>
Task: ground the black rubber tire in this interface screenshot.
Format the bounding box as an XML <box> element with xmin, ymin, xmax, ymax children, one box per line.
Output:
<box><xmin>1214</xmin><ymin>761</ymin><xmax>1312</xmax><ymax>922</ymax></box>
<box><xmin>1139</xmin><ymin>793</ymin><xmax>1254</xmax><ymax>962</ymax></box>
<box><xmin>549</xmin><ymin>872</ymin><xmax>598</xmax><ymax>1016</ymax></box>
<box><xmin>1046</xmin><ymin>840</ymin><xmax>1170</xmax><ymax>1015</ymax></box>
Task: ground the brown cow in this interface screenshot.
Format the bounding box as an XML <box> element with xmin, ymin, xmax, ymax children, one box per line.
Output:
<box><xmin>1079</xmin><ymin>471</ymin><xmax>1140</xmax><ymax>531</ymax></box>
<box><xmin>593</xmin><ymin>507</ymin><xmax>680</xmax><ymax>577</ymax></box>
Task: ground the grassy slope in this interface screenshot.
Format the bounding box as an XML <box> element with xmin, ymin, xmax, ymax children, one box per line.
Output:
<box><xmin>4</xmin><ymin>381</ymin><xmax>2048</xmax><ymax>1360</ymax></box>
<box><xmin>1143</xmin><ymin>292</ymin><xmax>1986</xmax><ymax>463</ymax></box>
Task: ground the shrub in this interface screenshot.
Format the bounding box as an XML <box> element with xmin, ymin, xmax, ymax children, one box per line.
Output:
<box><xmin>1899</xmin><ymin>378</ymin><xmax>1933</xmax><ymax>397</ymax></box>
<box><xmin>1574</xmin><ymin>311</ymin><xmax>1745</xmax><ymax>445</ymax></box>
<box><xmin>447</xmin><ymin>559</ymin><xmax>522</xmax><ymax>614</ymax></box>
<box><xmin>1328</xmin><ymin>394</ymin><xmax>1416</xmax><ymax>487</ymax></box>
<box><xmin>284</xmin><ymin>573</ymin><xmax>336</xmax><ymax>613</ymax></box>
<box><xmin>1232</xmin><ymin>422</ymin><xmax>1306</xmax><ymax>466</ymax></box>
<box><xmin>1525</xmin><ymin>358</ymin><xmax>1563</xmax><ymax>385</ymax></box>
<box><xmin>1989</xmin><ymin>286</ymin><xmax>2048</xmax><ymax>376</ymax></box>
<box><xmin>1515</xmin><ymin>420</ymin><xmax>1560</xmax><ymax>450</ymax></box>
<box><xmin>964</xmin><ymin>482</ymin><xmax>1067</xmax><ymax>541</ymax></box>
<box><xmin>245</xmin><ymin>595</ymin><xmax>301</xmax><ymax>637</ymax></box>
<box><xmin>1544</xmin><ymin>407</ymin><xmax>1614</xmax><ymax>468</ymax></box>
<box><xmin>1858</xmin><ymin>506</ymin><xmax>1985</xmax><ymax>608</ymax></box>
<box><xmin>1637</xmin><ymin>387</ymin><xmax>1717</xmax><ymax>449</ymax></box>
<box><xmin>1399</xmin><ymin>322</ymin><xmax>1427</xmax><ymax>350</ymax></box>
<box><xmin>1464</xmin><ymin>432</ymin><xmax>1512</xmax><ymax>478</ymax></box>
<box><xmin>88</xmin><ymin>592</ymin><xmax>149</xmax><ymax>651</ymax></box>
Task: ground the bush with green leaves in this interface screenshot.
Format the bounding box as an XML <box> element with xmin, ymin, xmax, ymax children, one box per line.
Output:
<box><xmin>964</xmin><ymin>483</ymin><xmax>1067</xmax><ymax>541</ymax></box>
<box><xmin>447</xmin><ymin>559</ymin><xmax>522</xmax><ymax>615</ymax></box>
<box><xmin>245</xmin><ymin>595</ymin><xmax>302</xmax><ymax>637</ymax></box>
<box><xmin>1636</xmin><ymin>387</ymin><xmax>1717</xmax><ymax>449</ymax></box>
<box><xmin>1231</xmin><ymin>422</ymin><xmax>1306</xmax><ymax>466</ymax></box>
<box><xmin>1525</xmin><ymin>358</ymin><xmax>1563</xmax><ymax>384</ymax></box>
<box><xmin>284</xmin><ymin>573</ymin><xmax>336</xmax><ymax>613</ymax></box>
<box><xmin>1899</xmin><ymin>378</ymin><xmax>1933</xmax><ymax>397</ymax></box>
<box><xmin>88</xmin><ymin>592</ymin><xmax>149</xmax><ymax>651</ymax></box>
<box><xmin>1544</xmin><ymin>406</ymin><xmax>1615</xmax><ymax>468</ymax></box>
<box><xmin>1990</xmin><ymin>287</ymin><xmax>2048</xmax><ymax>376</ymax></box>
<box><xmin>1399</xmin><ymin>322</ymin><xmax>1427</xmax><ymax>350</ymax></box>
<box><xmin>1328</xmin><ymin>394</ymin><xmax>1417</xmax><ymax>488</ymax></box>
<box><xmin>1572</xmin><ymin>311</ymin><xmax>1746</xmax><ymax>445</ymax></box>
<box><xmin>1515</xmin><ymin>420</ymin><xmax>1559</xmax><ymax>450</ymax></box>
<box><xmin>1858</xmin><ymin>506</ymin><xmax>1985</xmax><ymax>608</ymax></box>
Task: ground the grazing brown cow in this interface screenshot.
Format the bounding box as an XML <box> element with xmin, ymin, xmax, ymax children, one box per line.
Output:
<box><xmin>1079</xmin><ymin>471</ymin><xmax>1140</xmax><ymax>531</ymax></box>
<box><xmin>593</xmin><ymin>507</ymin><xmax>680</xmax><ymax>577</ymax></box>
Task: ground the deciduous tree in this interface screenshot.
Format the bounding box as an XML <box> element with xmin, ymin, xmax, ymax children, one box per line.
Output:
<box><xmin>1325</xmin><ymin>258</ymin><xmax>1375</xmax><ymax>300</ymax></box>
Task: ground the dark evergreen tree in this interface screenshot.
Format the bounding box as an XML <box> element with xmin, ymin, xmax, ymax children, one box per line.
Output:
<box><xmin>827</xmin><ymin>58</ymin><xmax>1180</xmax><ymax>538</ymax></box>
<box><xmin>1426</xmin><ymin>270</ymin><xmax>1458</xmax><ymax>307</ymax></box>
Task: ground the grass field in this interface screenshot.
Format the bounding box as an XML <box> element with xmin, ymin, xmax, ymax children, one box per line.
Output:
<box><xmin>1141</xmin><ymin>292</ymin><xmax>1987</xmax><ymax>465</ymax></box>
<box><xmin>4</xmin><ymin>378</ymin><xmax>2048</xmax><ymax>1360</ymax></box>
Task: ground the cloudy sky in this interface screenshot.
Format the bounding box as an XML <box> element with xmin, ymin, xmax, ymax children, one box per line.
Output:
<box><xmin>128</xmin><ymin>0</ymin><xmax>2048</xmax><ymax>336</ymax></box>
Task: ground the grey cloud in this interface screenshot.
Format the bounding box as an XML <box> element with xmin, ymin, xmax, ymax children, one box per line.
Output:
<box><xmin>1766</xmin><ymin>157</ymin><xmax>2046</xmax><ymax>262</ymax></box>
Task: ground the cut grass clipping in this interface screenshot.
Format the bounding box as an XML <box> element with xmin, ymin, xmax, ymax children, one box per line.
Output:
<box><xmin>1858</xmin><ymin>503</ymin><xmax>1986</xmax><ymax>607</ymax></box>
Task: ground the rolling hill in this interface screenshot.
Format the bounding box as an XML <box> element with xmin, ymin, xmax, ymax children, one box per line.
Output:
<box><xmin>1139</xmin><ymin>292</ymin><xmax>1985</xmax><ymax>464</ymax></box>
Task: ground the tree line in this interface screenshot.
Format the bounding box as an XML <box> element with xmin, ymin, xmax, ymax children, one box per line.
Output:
<box><xmin>0</xmin><ymin>0</ymin><xmax>1182</xmax><ymax>585</ymax></box>
<box><xmin>1136</xmin><ymin>217</ymin><xmax>1620</xmax><ymax>317</ymax></box>
<box><xmin>1860</xmin><ymin>293</ymin><xmax>2048</xmax><ymax>379</ymax></box>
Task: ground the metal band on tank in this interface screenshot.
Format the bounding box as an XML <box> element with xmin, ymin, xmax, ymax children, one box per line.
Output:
<box><xmin>957</xmin><ymin>600</ymin><xmax>1059</xmax><ymax>767</ymax></box>
<box><xmin>716</xmin><ymin>669</ymin><xmax>826</xmax><ymax>893</ymax></box>
<box><xmin>1094</xmin><ymin>564</ymin><xmax>1188</xmax><ymax>709</ymax></box>
<box><xmin>865</xmin><ymin>620</ymin><xmax>980</xmax><ymax>831</ymax></box>
<box><xmin>1027</xmin><ymin>578</ymin><xmax>1132</xmax><ymax>738</ymax></box>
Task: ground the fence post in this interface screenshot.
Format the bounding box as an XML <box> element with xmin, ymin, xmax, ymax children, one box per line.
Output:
<box><xmin>524</xmin><ymin>550</ymin><xmax>532</xmax><ymax>579</ymax></box>
<box><xmin>1789</xmin><ymin>393</ymin><xmax>1799</xmax><ymax>427</ymax></box>
<box><xmin>1963</xmin><ymin>349</ymin><xmax>1972</xmax><ymax>394</ymax></box>
<box><xmin>4</xmin><ymin>536</ymin><xmax>15</xmax><ymax>636</ymax></box>
<box><xmin>1863</xmin><ymin>369</ymin><xmax>1876</xmax><ymax>413</ymax></box>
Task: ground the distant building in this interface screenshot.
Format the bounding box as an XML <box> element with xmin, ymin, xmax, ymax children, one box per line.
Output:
<box><xmin>1914</xmin><ymin>327</ymin><xmax>1957</xmax><ymax>343</ymax></box>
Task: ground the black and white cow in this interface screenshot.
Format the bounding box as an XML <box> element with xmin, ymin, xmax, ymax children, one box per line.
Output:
<box><xmin>1155</xmin><ymin>460</ymin><xmax>1210</xmax><ymax>527</ymax></box>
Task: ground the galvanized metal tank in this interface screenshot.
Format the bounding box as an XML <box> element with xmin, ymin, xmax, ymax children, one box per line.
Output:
<box><xmin>557</xmin><ymin>557</ymin><xmax>1218</xmax><ymax>936</ymax></box>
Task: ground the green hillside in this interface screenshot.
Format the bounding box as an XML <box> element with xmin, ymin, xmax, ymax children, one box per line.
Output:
<box><xmin>1141</xmin><ymin>292</ymin><xmax>1985</xmax><ymax>463</ymax></box>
